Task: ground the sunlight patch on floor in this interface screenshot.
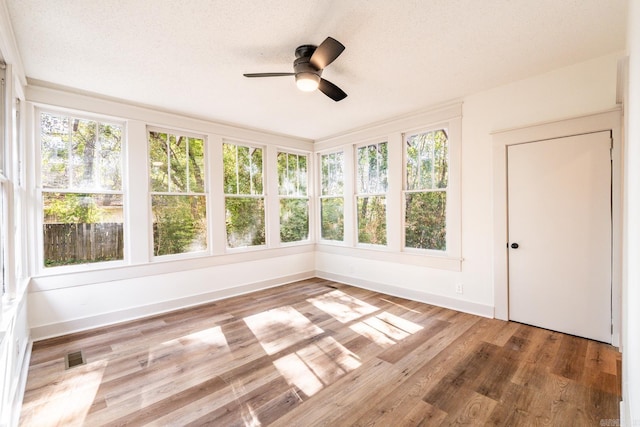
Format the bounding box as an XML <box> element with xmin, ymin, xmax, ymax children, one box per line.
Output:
<box><xmin>182</xmin><ymin>326</ymin><xmax>230</xmax><ymax>350</ymax></box>
<box><xmin>22</xmin><ymin>360</ymin><xmax>107</xmax><ymax>427</ymax></box>
<box><xmin>376</xmin><ymin>311</ymin><xmax>423</xmax><ymax>334</ymax></box>
<box><xmin>274</xmin><ymin>353</ymin><xmax>325</xmax><ymax>397</ymax></box>
<box><xmin>273</xmin><ymin>336</ymin><xmax>361</xmax><ymax>397</ymax></box>
<box><xmin>307</xmin><ymin>289</ymin><xmax>378</xmax><ymax>323</ymax></box>
<box><xmin>351</xmin><ymin>311</ymin><xmax>423</xmax><ymax>347</ymax></box>
<box><xmin>244</xmin><ymin>306</ymin><xmax>323</xmax><ymax>355</ymax></box>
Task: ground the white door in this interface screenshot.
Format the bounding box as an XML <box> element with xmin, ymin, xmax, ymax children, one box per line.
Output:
<box><xmin>507</xmin><ymin>131</ymin><xmax>612</xmax><ymax>343</ymax></box>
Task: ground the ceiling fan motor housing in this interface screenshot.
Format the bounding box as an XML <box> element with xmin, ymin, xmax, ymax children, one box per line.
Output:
<box><xmin>294</xmin><ymin>51</ymin><xmax>321</xmax><ymax>78</ymax></box>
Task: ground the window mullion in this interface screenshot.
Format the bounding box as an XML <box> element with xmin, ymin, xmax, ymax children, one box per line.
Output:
<box><xmin>67</xmin><ymin>119</ymin><xmax>73</xmax><ymax>188</ymax></box>
<box><xmin>185</xmin><ymin>138</ymin><xmax>190</xmax><ymax>193</ymax></box>
<box><xmin>166</xmin><ymin>139</ymin><xmax>171</xmax><ymax>193</ymax></box>
<box><xmin>234</xmin><ymin>145</ymin><xmax>240</xmax><ymax>195</ymax></box>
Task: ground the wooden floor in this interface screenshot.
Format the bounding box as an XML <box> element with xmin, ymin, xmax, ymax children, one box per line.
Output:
<box><xmin>20</xmin><ymin>278</ymin><xmax>621</xmax><ymax>426</ymax></box>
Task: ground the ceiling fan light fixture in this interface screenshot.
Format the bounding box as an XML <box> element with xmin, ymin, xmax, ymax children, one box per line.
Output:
<box><xmin>295</xmin><ymin>72</ymin><xmax>320</xmax><ymax>92</ymax></box>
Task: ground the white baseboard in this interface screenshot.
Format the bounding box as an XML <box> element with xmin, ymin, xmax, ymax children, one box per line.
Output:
<box><xmin>10</xmin><ymin>339</ymin><xmax>32</xmax><ymax>427</ymax></box>
<box><xmin>30</xmin><ymin>271</ymin><xmax>315</xmax><ymax>341</ymax></box>
<box><xmin>315</xmin><ymin>270</ymin><xmax>494</xmax><ymax>319</ymax></box>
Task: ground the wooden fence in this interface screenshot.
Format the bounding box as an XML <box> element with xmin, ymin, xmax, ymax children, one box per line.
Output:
<box><xmin>43</xmin><ymin>223</ymin><xmax>124</xmax><ymax>266</ymax></box>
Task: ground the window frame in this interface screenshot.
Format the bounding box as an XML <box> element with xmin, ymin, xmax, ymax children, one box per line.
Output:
<box><xmin>223</xmin><ymin>140</ymin><xmax>267</xmax><ymax>251</ymax></box>
<box><xmin>35</xmin><ymin>107</ymin><xmax>127</xmax><ymax>273</ymax></box>
<box><xmin>402</xmin><ymin>122</ymin><xmax>460</xmax><ymax>259</ymax></box>
<box><xmin>354</xmin><ymin>140</ymin><xmax>388</xmax><ymax>248</ymax></box>
<box><xmin>276</xmin><ymin>149</ymin><xmax>310</xmax><ymax>245</ymax></box>
<box><xmin>148</xmin><ymin>126</ymin><xmax>209</xmax><ymax>260</ymax></box>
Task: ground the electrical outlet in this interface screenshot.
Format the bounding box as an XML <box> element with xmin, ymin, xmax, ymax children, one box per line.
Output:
<box><xmin>455</xmin><ymin>283</ymin><xmax>463</xmax><ymax>294</ymax></box>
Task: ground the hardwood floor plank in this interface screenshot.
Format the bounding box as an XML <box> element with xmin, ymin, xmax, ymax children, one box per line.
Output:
<box><xmin>19</xmin><ymin>279</ymin><xmax>621</xmax><ymax>426</ymax></box>
<box><xmin>552</xmin><ymin>333</ymin><xmax>589</xmax><ymax>381</ymax></box>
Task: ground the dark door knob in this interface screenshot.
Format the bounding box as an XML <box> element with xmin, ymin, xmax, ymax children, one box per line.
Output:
<box><xmin>511</xmin><ymin>243</ymin><xmax>519</xmax><ymax>249</ymax></box>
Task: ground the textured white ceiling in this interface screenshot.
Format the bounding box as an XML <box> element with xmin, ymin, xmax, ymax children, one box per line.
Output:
<box><xmin>6</xmin><ymin>0</ymin><xmax>628</xmax><ymax>140</ymax></box>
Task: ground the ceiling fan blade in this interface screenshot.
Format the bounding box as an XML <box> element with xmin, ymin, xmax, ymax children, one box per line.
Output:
<box><xmin>318</xmin><ymin>78</ymin><xmax>347</xmax><ymax>102</ymax></box>
<box><xmin>243</xmin><ymin>72</ymin><xmax>294</xmax><ymax>77</ymax></box>
<box><xmin>310</xmin><ymin>37</ymin><xmax>345</xmax><ymax>70</ymax></box>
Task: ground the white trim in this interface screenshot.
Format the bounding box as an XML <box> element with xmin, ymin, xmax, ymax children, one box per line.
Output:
<box><xmin>492</xmin><ymin>109</ymin><xmax>622</xmax><ymax>346</ymax></box>
<box><xmin>27</xmin><ymin>80</ymin><xmax>313</xmax><ymax>148</ymax></box>
<box><xmin>315</xmin><ymin>100</ymin><xmax>463</xmax><ymax>148</ymax></box>
<box><xmin>316</xmin><ymin>244</ymin><xmax>462</xmax><ymax>272</ymax></box>
<box><xmin>30</xmin><ymin>271</ymin><xmax>314</xmax><ymax>341</ymax></box>
<box><xmin>315</xmin><ymin>270</ymin><xmax>493</xmax><ymax>318</ymax></box>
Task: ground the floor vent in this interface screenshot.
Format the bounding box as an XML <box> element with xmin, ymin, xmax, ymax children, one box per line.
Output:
<box><xmin>65</xmin><ymin>350</ymin><xmax>86</xmax><ymax>369</ymax></box>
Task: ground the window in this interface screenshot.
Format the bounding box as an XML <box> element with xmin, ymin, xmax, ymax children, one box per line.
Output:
<box><xmin>277</xmin><ymin>151</ymin><xmax>309</xmax><ymax>243</ymax></box>
<box><xmin>320</xmin><ymin>151</ymin><xmax>344</xmax><ymax>241</ymax></box>
<box><xmin>223</xmin><ymin>142</ymin><xmax>265</xmax><ymax>248</ymax></box>
<box><xmin>40</xmin><ymin>112</ymin><xmax>124</xmax><ymax>267</ymax></box>
<box><xmin>356</xmin><ymin>142</ymin><xmax>388</xmax><ymax>245</ymax></box>
<box><xmin>404</xmin><ymin>128</ymin><xmax>448</xmax><ymax>251</ymax></box>
<box><xmin>149</xmin><ymin>130</ymin><xmax>207</xmax><ymax>256</ymax></box>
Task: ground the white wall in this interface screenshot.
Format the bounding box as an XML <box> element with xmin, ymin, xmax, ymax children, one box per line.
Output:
<box><xmin>316</xmin><ymin>52</ymin><xmax>621</xmax><ymax>318</ymax></box>
<box><xmin>29</xmin><ymin>251</ymin><xmax>315</xmax><ymax>340</ymax></box>
<box><xmin>622</xmin><ymin>0</ymin><xmax>640</xmax><ymax>423</ymax></box>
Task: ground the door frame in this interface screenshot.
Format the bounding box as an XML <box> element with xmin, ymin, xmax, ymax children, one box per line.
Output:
<box><xmin>492</xmin><ymin>108</ymin><xmax>622</xmax><ymax>346</ymax></box>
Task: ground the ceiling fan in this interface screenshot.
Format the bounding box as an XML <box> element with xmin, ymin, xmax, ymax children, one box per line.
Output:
<box><xmin>243</xmin><ymin>37</ymin><xmax>348</xmax><ymax>102</ymax></box>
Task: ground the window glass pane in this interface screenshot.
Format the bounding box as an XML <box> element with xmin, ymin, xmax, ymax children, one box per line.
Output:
<box><xmin>278</xmin><ymin>152</ymin><xmax>308</xmax><ymax>196</ymax></box>
<box><xmin>237</xmin><ymin>145</ymin><xmax>251</xmax><ymax>194</ymax></box>
<box><xmin>226</xmin><ymin>197</ymin><xmax>266</xmax><ymax>248</ymax></box>
<box><xmin>379</xmin><ymin>142</ymin><xmax>388</xmax><ymax>192</ymax></box>
<box><xmin>280</xmin><ymin>198</ymin><xmax>309</xmax><ymax>243</ymax></box>
<box><xmin>43</xmin><ymin>192</ymin><xmax>124</xmax><ymax>266</ymax></box>
<box><xmin>169</xmin><ymin>134</ymin><xmax>188</xmax><ymax>192</ymax></box>
<box><xmin>188</xmin><ymin>137</ymin><xmax>205</xmax><ymax>193</ymax></box>
<box><xmin>321</xmin><ymin>152</ymin><xmax>344</xmax><ymax>196</ymax></box>
<box><xmin>321</xmin><ymin>197</ymin><xmax>344</xmax><ymax>241</ymax></box>
<box><xmin>224</xmin><ymin>143</ymin><xmax>263</xmax><ymax>196</ymax></box>
<box><xmin>41</xmin><ymin>112</ymin><xmax>70</xmax><ymax>189</ymax></box>
<box><xmin>98</xmin><ymin>123</ymin><xmax>123</xmax><ymax>191</ymax></box>
<box><xmin>149</xmin><ymin>131</ymin><xmax>169</xmax><ymax>192</ymax></box>
<box><xmin>223</xmin><ymin>143</ymin><xmax>238</xmax><ymax>194</ymax></box>
<box><xmin>287</xmin><ymin>153</ymin><xmax>297</xmax><ymax>194</ymax></box>
<box><xmin>357</xmin><ymin>142</ymin><xmax>387</xmax><ymax>194</ymax></box>
<box><xmin>299</xmin><ymin>154</ymin><xmax>307</xmax><ymax>195</ymax></box>
<box><xmin>405</xmin><ymin>191</ymin><xmax>446</xmax><ymax>250</ymax></box>
<box><xmin>71</xmin><ymin>118</ymin><xmax>98</xmax><ymax>189</ymax></box>
<box><xmin>277</xmin><ymin>152</ymin><xmax>288</xmax><ymax>195</ymax></box>
<box><xmin>251</xmin><ymin>147</ymin><xmax>263</xmax><ymax>194</ymax></box>
<box><xmin>152</xmin><ymin>195</ymin><xmax>207</xmax><ymax>256</ymax></box>
<box><xmin>357</xmin><ymin>196</ymin><xmax>387</xmax><ymax>245</ymax></box>
<box><xmin>406</xmin><ymin>129</ymin><xmax>448</xmax><ymax>191</ymax></box>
